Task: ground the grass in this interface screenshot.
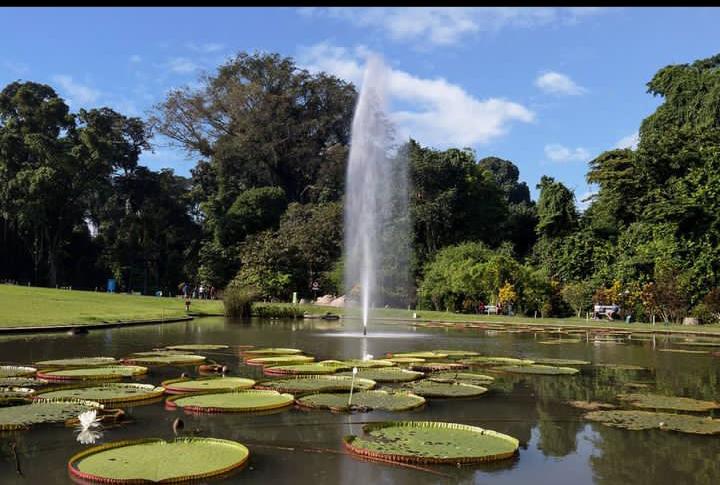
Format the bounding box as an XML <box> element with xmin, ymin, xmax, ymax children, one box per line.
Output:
<box><xmin>0</xmin><ymin>284</ymin><xmax>223</xmax><ymax>328</ymax></box>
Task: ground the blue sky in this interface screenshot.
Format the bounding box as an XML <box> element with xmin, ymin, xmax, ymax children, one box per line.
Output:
<box><xmin>2</xmin><ymin>7</ymin><xmax>719</xmax><ymax>204</ymax></box>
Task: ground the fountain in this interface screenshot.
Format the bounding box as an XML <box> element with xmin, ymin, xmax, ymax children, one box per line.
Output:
<box><xmin>343</xmin><ymin>55</ymin><xmax>410</xmax><ymax>336</ymax></box>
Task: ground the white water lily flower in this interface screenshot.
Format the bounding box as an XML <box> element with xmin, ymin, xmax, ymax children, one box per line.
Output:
<box><xmin>362</xmin><ymin>354</ymin><xmax>373</xmax><ymax>361</ymax></box>
<box><xmin>75</xmin><ymin>410</ymin><xmax>103</xmax><ymax>444</ymax></box>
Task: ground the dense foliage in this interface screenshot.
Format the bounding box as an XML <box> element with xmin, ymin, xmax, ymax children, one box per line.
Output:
<box><xmin>2</xmin><ymin>50</ymin><xmax>720</xmax><ymax>323</ymax></box>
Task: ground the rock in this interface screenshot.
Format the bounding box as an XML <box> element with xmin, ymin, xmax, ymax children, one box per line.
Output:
<box><xmin>329</xmin><ymin>295</ymin><xmax>346</xmax><ymax>307</ymax></box>
<box><xmin>682</xmin><ymin>317</ymin><xmax>699</xmax><ymax>326</ymax></box>
<box><xmin>299</xmin><ymin>298</ymin><xmax>309</xmax><ymax>305</ymax></box>
<box><xmin>316</xmin><ymin>294</ymin><xmax>335</xmax><ymax>305</ymax></box>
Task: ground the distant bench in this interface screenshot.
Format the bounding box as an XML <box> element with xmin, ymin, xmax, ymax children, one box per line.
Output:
<box><xmin>485</xmin><ymin>305</ymin><xmax>498</xmax><ymax>315</ymax></box>
<box><xmin>593</xmin><ymin>305</ymin><xmax>618</xmax><ymax>320</ymax></box>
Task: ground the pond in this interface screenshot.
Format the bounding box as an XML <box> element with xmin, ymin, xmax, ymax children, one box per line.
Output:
<box><xmin>1</xmin><ymin>317</ymin><xmax>719</xmax><ymax>484</ymax></box>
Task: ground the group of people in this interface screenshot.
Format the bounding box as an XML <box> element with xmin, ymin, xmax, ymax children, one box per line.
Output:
<box><xmin>180</xmin><ymin>282</ymin><xmax>216</xmax><ymax>300</ymax></box>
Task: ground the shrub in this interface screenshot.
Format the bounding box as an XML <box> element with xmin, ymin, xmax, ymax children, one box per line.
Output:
<box><xmin>223</xmin><ymin>284</ymin><xmax>259</xmax><ymax>318</ymax></box>
<box><xmin>252</xmin><ymin>303</ymin><xmax>304</xmax><ymax>319</ymax></box>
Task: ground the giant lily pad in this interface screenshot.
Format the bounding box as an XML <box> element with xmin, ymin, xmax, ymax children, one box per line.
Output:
<box><xmin>0</xmin><ymin>377</ymin><xmax>48</xmax><ymax>387</ymax></box>
<box><xmin>0</xmin><ymin>399</ymin><xmax>102</xmax><ymax>430</ymax></box>
<box><xmin>34</xmin><ymin>383</ymin><xmax>164</xmax><ymax>404</ymax></box>
<box><xmin>0</xmin><ymin>386</ymin><xmax>35</xmax><ymax>401</ymax></box>
<box><xmin>336</xmin><ymin>368</ymin><xmax>424</xmax><ymax>383</ymax></box>
<box><xmin>432</xmin><ymin>350</ymin><xmax>480</xmax><ymax>358</ymax></box>
<box><xmin>165</xmin><ymin>344</ymin><xmax>230</xmax><ymax>351</ymax></box>
<box><xmin>35</xmin><ymin>357</ymin><xmax>118</xmax><ymax>368</ymax></box>
<box><xmin>492</xmin><ymin>364</ymin><xmax>580</xmax><ymax>375</ymax></box>
<box><xmin>297</xmin><ymin>390</ymin><xmax>425</xmax><ymax>412</ymax></box>
<box><xmin>387</xmin><ymin>357</ymin><xmax>426</xmax><ymax>364</ymax></box>
<box><xmin>68</xmin><ymin>437</ymin><xmax>249</xmax><ymax>483</ymax></box>
<box><xmin>388</xmin><ymin>351</ymin><xmax>448</xmax><ymax>359</ymax></box>
<box><xmin>340</xmin><ymin>359</ymin><xmax>396</xmax><ymax>369</ymax></box>
<box><xmin>245</xmin><ymin>355</ymin><xmax>315</xmax><ymax>367</ymax></box>
<box><xmin>242</xmin><ymin>348</ymin><xmax>303</xmax><ymax>356</ymax></box>
<box><xmin>594</xmin><ymin>364</ymin><xmax>647</xmax><ymax>371</ymax></box>
<box><xmin>617</xmin><ymin>393</ymin><xmax>720</xmax><ymax>412</ymax></box>
<box><xmin>344</xmin><ymin>421</ymin><xmax>519</xmax><ymax>464</ymax></box>
<box><xmin>410</xmin><ymin>363</ymin><xmax>468</xmax><ymax>373</ymax></box>
<box><xmin>403</xmin><ymin>380</ymin><xmax>488</xmax><ymax>398</ymax></box>
<box><xmin>460</xmin><ymin>356</ymin><xmax>535</xmax><ymax>366</ymax></box>
<box><xmin>538</xmin><ymin>339</ymin><xmax>582</xmax><ymax>345</ymax></box>
<box><xmin>0</xmin><ymin>365</ymin><xmax>37</xmax><ymax>378</ymax></box>
<box><xmin>585</xmin><ymin>410</ymin><xmax>720</xmax><ymax>435</ymax></box>
<box><xmin>37</xmin><ymin>365</ymin><xmax>148</xmax><ymax>381</ymax></box>
<box><xmin>566</xmin><ymin>400</ymin><xmax>617</xmax><ymax>411</ymax></box>
<box><xmin>530</xmin><ymin>358</ymin><xmax>590</xmax><ymax>366</ymax></box>
<box><xmin>122</xmin><ymin>354</ymin><xmax>206</xmax><ymax>366</ymax></box>
<box><xmin>263</xmin><ymin>361</ymin><xmax>349</xmax><ymax>376</ymax></box>
<box><xmin>427</xmin><ymin>372</ymin><xmax>494</xmax><ymax>386</ymax></box>
<box><xmin>162</xmin><ymin>377</ymin><xmax>256</xmax><ymax>394</ymax></box>
<box><xmin>658</xmin><ymin>349</ymin><xmax>709</xmax><ymax>354</ymax></box>
<box><xmin>676</xmin><ymin>341</ymin><xmax>720</xmax><ymax>348</ymax></box>
<box><xmin>255</xmin><ymin>375</ymin><xmax>376</xmax><ymax>394</ymax></box>
<box><xmin>166</xmin><ymin>389</ymin><xmax>294</xmax><ymax>413</ymax></box>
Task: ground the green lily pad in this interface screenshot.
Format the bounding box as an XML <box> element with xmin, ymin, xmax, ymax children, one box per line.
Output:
<box><xmin>34</xmin><ymin>383</ymin><xmax>164</xmax><ymax>404</ymax></box>
<box><xmin>68</xmin><ymin>437</ymin><xmax>249</xmax><ymax>482</ymax></box>
<box><xmin>297</xmin><ymin>390</ymin><xmax>425</xmax><ymax>412</ymax></box>
<box><xmin>460</xmin><ymin>356</ymin><xmax>535</xmax><ymax>366</ymax></box>
<box><xmin>617</xmin><ymin>393</ymin><xmax>720</xmax><ymax>412</ymax></box>
<box><xmin>585</xmin><ymin>410</ymin><xmax>720</xmax><ymax>435</ymax></box>
<box><xmin>402</xmin><ymin>380</ymin><xmax>488</xmax><ymax>398</ymax></box>
<box><xmin>245</xmin><ymin>355</ymin><xmax>315</xmax><ymax>366</ymax></box>
<box><xmin>388</xmin><ymin>351</ymin><xmax>448</xmax><ymax>359</ymax></box>
<box><xmin>410</xmin><ymin>362</ymin><xmax>468</xmax><ymax>373</ymax></box>
<box><xmin>387</xmin><ymin>357</ymin><xmax>426</xmax><ymax>364</ymax></box>
<box><xmin>336</xmin><ymin>368</ymin><xmax>424</xmax><ymax>383</ymax></box>
<box><xmin>493</xmin><ymin>364</ymin><xmax>580</xmax><ymax>375</ymax></box>
<box><xmin>255</xmin><ymin>375</ymin><xmax>376</xmax><ymax>394</ymax></box>
<box><xmin>676</xmin><ymin>341</ymin><xmax>720</xmax><ymax>347</ymax></box>
<box><xmin>344</xmin><ymin>421</ymin><xmax>519</xmax><ymax>463</ymax></box>
<box><xmin>432</xmin><ymin>350</ymin><xmax>480</xmax><ymax>358</ymax></box>
<box><xmin>37</xmin><ymin>365</ymin><xmax>148</xmax><ymax>381</ymax></box>
<box><xmin>263</xmin><ymin>361</ymin><xmax>349</xmax><ymax>376</ymax></box>
<box><xmin>0</xmin><ymin>377</ymin><xmax>48</xmax><ymax>387</ymax></box>
<box><xmin>427</xmin><ymin>372</ymin><xmax>495</xmax><ymax>385</ymax></box>
<box><xmin>122</xmin><ymin>354</ymin><xmax>206</xmax><ymax>366</ymax></box>
<box><xmin>530</xmin><ymin>358</ymin><xmax>590</xmax><ymax>366</ymax></box>
<box><xmin>162</xmin><ymin>377</ymin><xmax>256</xmax><ymax>394</ymax></box>
<box><xmin>35</xmin><ymin>357</ymin><xmax>118</xmax><ymax>368</ymax></box>
<box><xmin>165</xmin><ymin>344</ymin><xmax>230</xmax><ymax>351</ymax></box>
<box><xmin>0</xmin><ymin>365</ymin><xmax>37</xmax><ymax>378</ymax></box>
<box><xmin>1</xmin><ymin>386</ymin><xmax>35</xmax><ymax>399</ymax></box>
<box><xmin>340</xmin><ymin>359</ymin><xmax>396</xmax><ymax>368</ymax></box>
<box><xmin>166</xmin><ymin>389</ymin><xmax>294</xmax><ymax>413</ymax></box>
<box><xmin>242</xmin><ymin>348</ymin><xmax>303</xmax><ymax>356</ymax></box>
<box><xmin>129</xmin><ymin>350</ymin><xmax>192</xmax><ymax>357</ymax></box>
<box><xmin>0</xmin><ymin>399</ymin><xmax>102</xmax><ymax>430</ymax></box>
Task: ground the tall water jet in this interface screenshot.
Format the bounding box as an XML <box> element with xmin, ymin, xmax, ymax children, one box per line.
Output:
<box><xmin>344</xmin><ymin>56</ymin><xmax>410</xmax><ymax>336</ymax></box>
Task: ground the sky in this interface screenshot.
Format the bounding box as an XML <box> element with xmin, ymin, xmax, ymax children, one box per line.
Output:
<box><xmin>2</xmin><ymin>7</ymin><xmax>719</xmax><ymax>204</ymax></box>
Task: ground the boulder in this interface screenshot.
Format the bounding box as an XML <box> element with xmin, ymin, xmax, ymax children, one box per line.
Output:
<box><xmin>329</xmin><ymin>295</ymin><xmax>346</xmax><ymax>307</ymax></box>
<box><xmin>316</xmin><ymin>294</ymin><xmax>335</xmax><ymax>305</ymax></box>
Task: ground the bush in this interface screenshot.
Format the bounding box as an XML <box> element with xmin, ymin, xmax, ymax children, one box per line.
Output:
<box><xmin>252</xmin><ymin>303</ymin><xmax>304</xmax><ymax>319</ymax></box>
<box><xmin>223</xmin><ymin>285</ymin><xmax>259</xmax><ymax>318</ymax></box>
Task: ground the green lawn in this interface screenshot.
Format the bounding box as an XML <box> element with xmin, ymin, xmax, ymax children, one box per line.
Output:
<box><xmin>0</xmin><ymin>284</ymin><xmax>224</xmax><ymax>328</ymax></box>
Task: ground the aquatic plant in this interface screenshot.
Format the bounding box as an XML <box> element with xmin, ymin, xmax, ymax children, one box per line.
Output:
<box><xmin>492</xmin><ymin>365</ymin><xmax>580</xmax><ymax>375</ymax></box>
<box><xmin>403</xmin><ymin>380</ymin><xmax>488</xmax><ymax>398</ymax></box>
<box><xmin>165</xmin><ymin>389</ymin><xmax>294</xmax><ymax>413</ymax></box>
<box><xmin>336</xmin><ymin>368</ymin><xmax>424</xmax><ymax>383</ymax></box>
<box><xmin>0</xmin><ymin>365</ymin><xmax>37</xmax><ymax>378</ymax></box>
<box><xmin>68</xmin><ymin>437</ymin><xmax>250</xmax><ymax>482</ymax></box>
<box><xmin>459</xmin><ymin>356</ymin><xmax>535</xmax><ymax>366</ymax></box>
<box><xmin>297</xmin><ymin>390</ymin><xmax>425</xmax><ymax>412</ymax></box>
<box><xmin>37</xmin><ymin>365</ymin><xmax>148</xmax><ymax>381</ymax></box>
<box><xmin>245</xmin><ymin>355</ymin><xmax>315</xmax><ymax>367</ymax></box>
<box><xmin>585</xmin><ymin>410</ymin><xmax>720</xmax><ymax>435</ymax></box>
<box><xmin>121</xmin><ymin>354</ymin><xmax>206</xmax><ymax>366</ymax></box>
<box><xmin>255</xmin><ymin>375</ymin><xmax>376</xmax><ymax>394</ymax></box>
<box><xmin>410</xmin><ymin>362</ymin><xmax>468</xmax><ymax>373</ymax></box>
<box><xmin>343</xmin><ymin>421</ymin><xmax>519</xmax><ymax>463</ymax></box>
<box><xmin>617</xmin><ymin>393</ymin><xmax>720</xmax><ymax>412</ymax></box>
<box><xmin>34</xmin><ymin>383</ymin><xmax>165</xmax><ymax>404</ymax></box>
<box><xmin>0</xmin><ymin>399</ymin><xmax>103</xmax><ymax>430</ymax></box>
<box><xmin>165</xmin><ymin>344</ymin><xmax>230</xmax><ymax>351</ymax></box>
<box><xmin>162</xmin><ymin>377</ymin><xmax>256</xmax><ymax>394</ymax></box>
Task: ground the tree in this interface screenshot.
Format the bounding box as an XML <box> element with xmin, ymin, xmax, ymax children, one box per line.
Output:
<box><xmin>536</xmin><ymin>176</ymin><xmax>578</xmax><ymax>239</ymax></box>
<box><xmin>561</xmin><ymin>281</ymin><xmax>594</xmax><ymax>317</ymax></box>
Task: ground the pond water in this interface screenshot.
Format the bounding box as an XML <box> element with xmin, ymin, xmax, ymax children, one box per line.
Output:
<box><xmin>1</xmin><ymin>317</ymin><xmax>719</xmax><ymax>484</ymax></box>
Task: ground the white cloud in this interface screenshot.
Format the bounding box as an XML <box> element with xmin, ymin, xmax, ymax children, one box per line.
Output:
<box><xmin>186</xmin><ymin>42</ymin><xmax>225</xmax><ymax>53</ymax></box>
<box><xmin>300</xmin><ymin>7</ymin><xmax>609</xmax><ymax>46</ymax></box>
<box><xmin>51</xmin><ymin>75</ymin><xmax>102</xmax><ymax>106</ymax></box>
<box><xmin>614</xmin><ymin>131</ymin><xmax>639</xmax><ymax>150</ymax></box>
<box><xmin>129</xmin><ymin>55</ymin><xmax>142</xmax><ymax>63</ymax></box>
<box><xmin>577</xmin><ymin>189</ymin><xmax>598</xmax><ymax>211</ymax></box>
<box><xmin>166</xmin><ymin>57</ymin><xmax>200</xmax><ymax>74</ymax></box>
<box><xmin>298</xmin><ymin>43</ymin><xmax>534</xmax><ymax>147</ymax></box>
<box><xmin>544</xmin><ymin>143</ymin><xmax>591</xmax><ymax>163</ymax></box>
<box><xmin>535</xmin><ymin>71</ymin><xmax>586</xmax><ymax>96</ymax></box>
